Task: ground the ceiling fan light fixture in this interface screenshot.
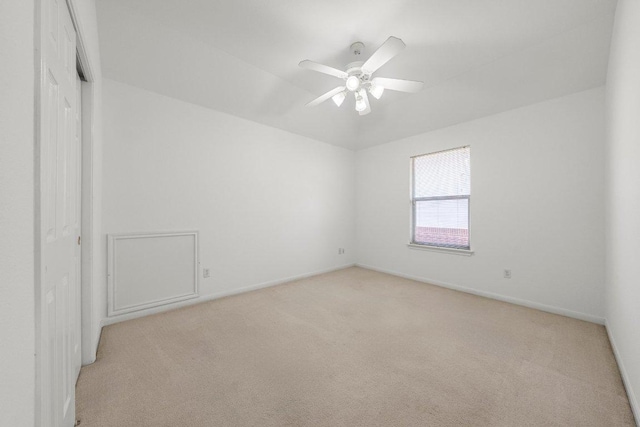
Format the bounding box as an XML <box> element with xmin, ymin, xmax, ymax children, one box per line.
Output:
<box><xmin>300</xmin><ymin>36</ymin><xmax>423</xmax><ymax>115</ymax></box>
<box><xmin>332</xmin><ymin>91</ymin><xmax>346</xmax><ymax>107</ymax></box>
<box><xmin>369</xmin><ymin>84</ymin><xmax>384</xmax><ymax>100</ymax></box>
<box><xmin>355</xmin><ymin>94</ymin><xmax>367</xmax><ymax>112</ymax></box>
<box><xmin>346</xmin><ymin>75</ymin><xmax>360</xmax><ymax>92</ymax></box>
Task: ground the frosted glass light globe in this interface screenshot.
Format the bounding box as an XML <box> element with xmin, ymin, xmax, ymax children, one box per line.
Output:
<box><xmin>332</xmin><ymin>91</ymin><xmax>346</xmax><ymax>107</ymax></box>
<box><xmin>369</xmin><ymin>84</ymin><xmax>385</xmax><ymax>99</ymax></box>
<box><xmin>346</xmin><ymin>76</ymin><xmax>360</xmax><ymax>92</ymax></box>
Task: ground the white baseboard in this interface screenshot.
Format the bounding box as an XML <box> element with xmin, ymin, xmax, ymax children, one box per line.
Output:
<box><xmin>355</xmin><ymin>263</ymin><xmax>605</xmax><ymax>325</ymax></box>
<box><xmin>605</xmin><ymin>321</ymin><xmax>639</xmax><ymax>426</ymax></box>
<box><xmin>101</xmin><ymin>263</ymin><xmax>356</xmax><ymax>327</ymax></box>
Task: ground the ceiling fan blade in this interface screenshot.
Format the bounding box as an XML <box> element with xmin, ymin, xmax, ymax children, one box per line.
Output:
<box><xmin>306</xmin><ymin>86</ymin><xmax>346</xmax><ymax>107</ymax></box>
<box><xmin>299</xmin><ymin>60</ymin><xmax>348</xmax><ymax>79</ymax></box>
<box><xmin>362</xmin><ymin>36</ymin><xmax>406</xmax><ymax>75</ymax></box>
<box><xmin>358</xmin><ymin>89</ymin><xmax>371</xmax><ymax>116</ymax></box>
<box><xmin>371</xmin><ymin>77</ymin><xmax>424</xmax><ymax>93</ymax></box>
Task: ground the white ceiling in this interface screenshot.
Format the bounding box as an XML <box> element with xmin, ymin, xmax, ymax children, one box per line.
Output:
<box><xmin>96</xmin><ymin>0</ymin><xmax>617</xmax><ymax>150</ymax></box>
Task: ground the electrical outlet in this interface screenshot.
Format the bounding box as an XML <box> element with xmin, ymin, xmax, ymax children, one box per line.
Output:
<box><xmin>503</xmin><ymin>269</ymin><xmax>511</xmax><ymax>279</ymax></box>
<box><xmin>338</xmin><ymin>248</ymin><xmax>345</xmax><ymax>255</ymax></box>
<box><xmin>203</xmin><ymin>268</ymin><xmax>210</xmax><ymax>278</ymax></box>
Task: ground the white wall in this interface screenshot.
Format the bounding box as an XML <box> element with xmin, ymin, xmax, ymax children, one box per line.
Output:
<box><xmin>101</xmin><ymin>79</ymin><xmax>355</xmax><ymax>322</ymax></box>
<box><xmin>0</xmin><ymin>1</ymin><xmax>35</xmax><ymax>426</ymax></box>
<box><xmin>356</xmin><ymin>87</ymin><xmax>606</xmax><ymax>322</ymax></box>
<box><xmin>605</xmin><ymin>0</ymin><xmax>640</xmax><ymax>420</ymax></box>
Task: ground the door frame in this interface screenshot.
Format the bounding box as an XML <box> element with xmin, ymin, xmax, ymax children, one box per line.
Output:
<box><xmin>65</xmin><ymin>0</ymin><xmax>99</xmax><ymax>366</ymax></box>
<box><xmin>34</xmin><ymin>0</ymin><xmax>98</xmax><ymax>424</ymax></box>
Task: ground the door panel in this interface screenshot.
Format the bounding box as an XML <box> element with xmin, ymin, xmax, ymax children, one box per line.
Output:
<box><xmin>44</xmin><ymin>71</ymin><xmax>59</xmax><ymax>243</ymax></box>
<box><xmin>39</xmin><ymin>0</ymin><xmax>80</xmax><ymax>425</ymax></box>
<box><xmin>58</xmin><ymin>275</ymin><xmax>70</xmax><ymax>420</ymax></box>
<box><xmin>44</xmin><ymin>289</ymin><xmax>56</xmax><ymax>424</ymax></box>
<box><xmin>62</xmin><ymin>97</ymin><xmax>73</xmax><ymax>236</ymax></box>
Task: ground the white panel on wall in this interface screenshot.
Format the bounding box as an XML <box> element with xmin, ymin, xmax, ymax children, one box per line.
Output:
<box><xmin>108</xmin><ymin>231</ymin><xmax>198</xmax><ymax>316</ymax></box>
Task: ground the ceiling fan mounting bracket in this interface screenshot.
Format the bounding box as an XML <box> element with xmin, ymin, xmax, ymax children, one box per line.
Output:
<box><xmin>350</xmin><ymin>41</ymin><xmax>365</xmax><ymax>56</ymax></box>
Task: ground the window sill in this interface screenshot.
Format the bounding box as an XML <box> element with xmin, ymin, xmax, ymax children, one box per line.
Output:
<box><xmin>407</xmin><ymin>243</ymin><xmax>474</xmax><ymax>256</ymax></box>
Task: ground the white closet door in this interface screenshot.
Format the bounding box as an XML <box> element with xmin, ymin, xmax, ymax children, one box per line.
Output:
<box><xmin>39</xmin><ymin>0</ymin><xmax>80</xmax><ymax>425</ymax></box>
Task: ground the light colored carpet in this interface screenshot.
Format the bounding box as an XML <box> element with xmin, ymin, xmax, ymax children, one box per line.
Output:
<box><xmin>76</xmin><ymin>267</ymin><xmax>635</xmax><ymax>426</ymax></box>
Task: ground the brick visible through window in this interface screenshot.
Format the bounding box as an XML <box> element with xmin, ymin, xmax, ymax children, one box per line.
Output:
<box><xmin>411</xmin><ymin>146</ymin><xmax>470</xmax><ymax>249</ymax></box>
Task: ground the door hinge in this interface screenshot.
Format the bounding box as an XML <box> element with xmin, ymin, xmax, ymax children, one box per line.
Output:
<box><xmin>77</xmin><ymin>236</ymin><xmax>81</xmax><ymax>245</ymax></box>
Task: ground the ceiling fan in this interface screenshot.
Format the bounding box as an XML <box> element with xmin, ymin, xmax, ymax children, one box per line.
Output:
<box><xmin>299</xmin><ymin>36</ymin><xmax>424</xmax><ymax>116</ymax></box>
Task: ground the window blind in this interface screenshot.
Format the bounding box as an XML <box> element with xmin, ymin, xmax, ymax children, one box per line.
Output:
<box><xmin>412</xmin><ymin>146</ymin><xmax>470</xmax><ymax>249</ymax></box>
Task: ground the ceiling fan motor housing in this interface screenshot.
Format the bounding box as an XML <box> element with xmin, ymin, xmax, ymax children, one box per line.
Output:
<box><xmin>346</xmin><ymin>61</ymin><xmax>365</xmax><ymax>75</ymax></box>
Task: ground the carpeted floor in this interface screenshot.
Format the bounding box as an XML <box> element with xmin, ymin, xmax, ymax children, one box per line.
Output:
<box><xmin>76</xmin><ymin>267</ymin><xmax>635</xmax><ymax>426</ymax></box>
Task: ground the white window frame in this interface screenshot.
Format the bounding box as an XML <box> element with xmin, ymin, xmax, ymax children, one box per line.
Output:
<box><xmin>409</xmin><ymin>146</ymin><xmax>473</xmax><ymax>255</ymax></box>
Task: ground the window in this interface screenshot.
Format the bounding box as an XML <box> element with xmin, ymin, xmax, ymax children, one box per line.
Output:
<box><xmin>411</xmin><ymin>146</ymin><xmax>470</xmax><ymax>250</ymax></box>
